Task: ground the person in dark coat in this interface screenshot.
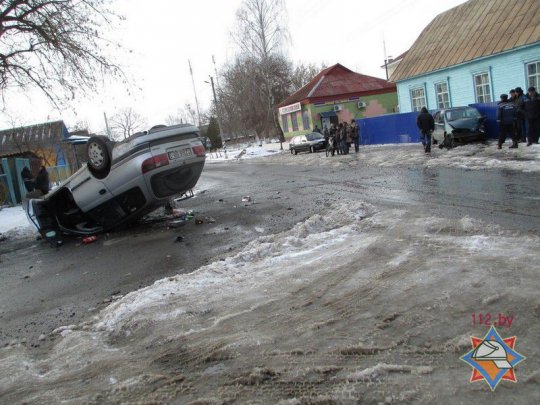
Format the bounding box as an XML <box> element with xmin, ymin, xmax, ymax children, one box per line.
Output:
<box><xmin>514</xmin><ymin>87</ymin><xmax>527</xmax><ymax>143</ymax></box>
<box><xmin>330</xmin><ymin>125</ymin><xmax>338</xmax><ymax>156</ymax></box>
<box><xmin>497</xmin><ymin>94</ymin><xmax>517</xmax><ymax>149</ymax></box>
<box><xmin>350</xmin><ymin>119</ymin><xmax>360</xmax><ymax>153</ymax></box>
<box><xmin>524</xmin><ymin>86</ymin><xmax>540</xmax><ymax>146</ymax></box>
<box><xmin>344</xmin><ymin>122</ymin><xmax>351</xmax><ymax>154</ymax></box>
<box><xmin>35</xmin><ymin>166</ymin><xmax>50</xmax><ymax>195</ymax></box>
<box><xmin>20</xmin><ymin>166</ymin><xmax>35</xmax><ymax>192</ymax></box>
<box><xmin>416</xmin><ymin>107</ymin><xmax>434</xmax><ymax>153</ymax></box>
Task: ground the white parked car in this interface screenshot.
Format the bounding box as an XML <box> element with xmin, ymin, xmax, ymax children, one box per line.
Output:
<box><xmin>25</xmin><ymin>124</ymin><xmax>206</xmax><ymax>241</ymax></box>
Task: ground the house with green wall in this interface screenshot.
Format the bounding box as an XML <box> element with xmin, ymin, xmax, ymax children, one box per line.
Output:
<box><xmin>276</xmin><ymin>64</ymin><xmax>398</xmax><ymax>139</ymax></box>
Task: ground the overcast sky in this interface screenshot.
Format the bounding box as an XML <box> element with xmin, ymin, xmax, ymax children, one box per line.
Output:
<box><xmin>0</xmin><ymin>0</ymin><xmax>467</xmax><ymax>132</ymax></box>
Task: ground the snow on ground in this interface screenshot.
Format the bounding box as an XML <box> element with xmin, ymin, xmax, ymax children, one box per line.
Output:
<box><xmin>0</xmin><ymin>205</ymin><xmax>34</xmax><ymax>239</ymax></box>
<box><xmin>206</xmin><ymin>144</ymin><xmax>282</xmax><ymax>162</ymax></box>
<box><xmin>214</xmin><ymin>141</ymin><xmax>540</xmax><ymax>172</ymax></box>
<box><xmin>1</xmin><ymin>201</ymin><xmax>538</xmax><ymax>403</ymax></box>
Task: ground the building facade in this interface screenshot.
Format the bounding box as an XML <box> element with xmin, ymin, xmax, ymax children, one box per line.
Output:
<box><xmin>0</xmin><ymin>120</ymin><xmax>77</xmax><ymax>171</ymax></box>
<box><xmin>277</xmin><ymin>64</ymin><xmax>397</xmax><ymax>139</ymax></box>
<box><xmin>391</xmin><ymin>0</ymin><xmax>540</xmax><ymax>113</ymax></box>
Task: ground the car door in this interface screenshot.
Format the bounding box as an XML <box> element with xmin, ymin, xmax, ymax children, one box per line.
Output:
<box><xmin>433</xmin><ymin>111</ymin><xmax>445</xmax><ymax>143</ymax></box>
<box><xmin>298</xmin><ymin>135</ymin><xmax>309</xmax><ymax>151</ymax></box>
<box><xmin>68</xmin><ymin>166</ymin><xmax>114</xmax><ymax>213</ymax></box>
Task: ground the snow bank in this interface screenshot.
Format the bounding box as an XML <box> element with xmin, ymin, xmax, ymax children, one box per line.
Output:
<box><xmin>257</xmin><ymin>142</ymin><xmax>540</xmax><ymax>172</ymax></box>
<box><xmin>206</xmin><ymin>145</ymin><xmax>282</xmax><ymax>162</ymax></box>
<box><xmin>0</xmin><ymin>205</ymin><xmax>34</xmax><ymax>239</ymax></box>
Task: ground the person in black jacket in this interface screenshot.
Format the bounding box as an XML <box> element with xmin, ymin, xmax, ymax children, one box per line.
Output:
<box><xmin>35</xmin><ymin>166</ymin><xmax>50</xmax><ymax>195</ymax></box>
<box><xmin>514</xmin><ymin>87</ymin><xmax>527</xmax><ymax>142</ymax></box>
<box><xmin>496</xmin><ymin>94</ymin><xmax>517</xmax><ymax>149</ymax></box>
<box><xmin>416</xmin><ymin>107</ymin><xmax>434</xmax><ymax>153</ymax></box>
<box><xmin>524</xmin><ymin>86</ymin><xmax>540</xmax><ymax>146</ymax></box>
<box><xmin>350</xmin><ymin>119</ymin><xmax>360</xmax><ymax>153</ymax></box>
<box><xmin>20</xmin><ymin>166</ymin><xmax>35</xmax><ymax>192</ymax></box>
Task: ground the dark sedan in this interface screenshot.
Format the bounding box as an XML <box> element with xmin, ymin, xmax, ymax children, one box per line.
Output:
<box><xmin>289</xmin><ymin>132</ymin><xmax>327</xmax><ymax>155</ymax></box>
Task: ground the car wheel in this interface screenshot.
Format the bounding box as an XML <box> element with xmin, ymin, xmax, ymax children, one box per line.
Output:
<box><xmin>309</xmin><ymin>146</ymin><xmax>314</xmax><ymax>153</ymax></box>
<box><xmin>294</xmin><ymin>149</ymin><xmax>298</xmax><ymax>155</ymax></box>
<box><xmin>87</xmin><ymin>136</ymin><xmax>112</xmax><ymax>178</ymax></box>
<box><xmin>290</xmin><ymin>148</ymin><xmax>294</xmax><ymax>155</ymax></box>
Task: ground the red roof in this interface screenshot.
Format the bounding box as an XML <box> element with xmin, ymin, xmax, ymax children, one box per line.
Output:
<box><xmin>277</xmin><ymin>63</ymin><xmax>396</xmax><ymax>108</ymax></box>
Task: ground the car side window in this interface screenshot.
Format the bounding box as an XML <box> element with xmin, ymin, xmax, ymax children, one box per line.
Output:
<box><xmin>434</xmin><ymin>112</ymin><xmax>443</xmax><ymax>123</ymax></box>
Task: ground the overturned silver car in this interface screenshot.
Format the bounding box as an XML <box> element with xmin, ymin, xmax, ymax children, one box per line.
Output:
<box><xmin>25</xmin><ymin>124</ymin><xmax>206</xmax><ymax>241</ymax></box>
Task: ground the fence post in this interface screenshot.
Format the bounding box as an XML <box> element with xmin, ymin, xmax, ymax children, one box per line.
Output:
<box><xmin>0</xmin><ymin>158</ymin><xmax>17</xmax><ymax>205</ymax></box>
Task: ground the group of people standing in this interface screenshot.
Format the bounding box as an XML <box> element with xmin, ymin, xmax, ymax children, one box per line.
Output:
<box><xmin>497</xmin><ymin>86</ymin><xmax>540</xmax><ymax>149</ymax></box>
<box><xmin>416</xmin><ymin>85</ymin><xmax>540</xmax><ymax>153</ymax></box>
<box><xmin>321</xmin><ymin>120</ymin><xmax>360</xmax><ymax>156</ymax></box>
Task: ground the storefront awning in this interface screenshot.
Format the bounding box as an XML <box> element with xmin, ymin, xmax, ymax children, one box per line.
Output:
<box><xmin>319</xmin><ymin>111</ymin><xmax>337</xmax><ymax>118</ymax></box>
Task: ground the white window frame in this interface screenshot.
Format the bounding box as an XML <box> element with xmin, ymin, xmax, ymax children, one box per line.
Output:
<box><xmin>527</xmin><ymin>60</ymin><xmax>540</xmax><ymax>90</ymax></box>
<box><xmin>410</xmin><ymin>87</ymin><xmax>426</xmax><ymax>112</ymax></box>
<box><xmin>434</xmin><ymin>81</ymin><xmax>451</xmax><ymax>109</ymax></box>
<box><xmin>473</xmin><ymin>72</ymin><xmax>492</xmax><ymax>103</ymax></box>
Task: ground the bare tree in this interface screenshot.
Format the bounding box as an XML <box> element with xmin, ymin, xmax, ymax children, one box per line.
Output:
<box><xmin>164</xmin><ymin>104</ymin><xmax>201</xmax><ymax>126</ymax></box>
<box><xmin>110</xmin><ymin>108</ymin><xmax>147</xmax><ymax>140</ymax></box>
<box><xmin>69</xmin><ymin>119</ymin><xmax>92</xmax><ymax>133</ymax></box>
<box><xmin>220</xmin><ymin>54</ymin><xmax>291</xmax><ymax>138</ymax></box>
<box><xmin>226</xmin><ymin>0</ymin><xmax>289</xmax><ymax>139</ymax></box>
<box><xmin>0</xmin><ymin>0</ymin><xmax>123</xmax><ymax>106</ymax></box>
<box><xmin>232</xmin><ymin>0</ymin><xmax>288</xmax><ymax>61</ymax></box>
<box><xmin>290</xmin><ymin>62</ymin><xmax>327</xmax><ymax>93</ymax></box>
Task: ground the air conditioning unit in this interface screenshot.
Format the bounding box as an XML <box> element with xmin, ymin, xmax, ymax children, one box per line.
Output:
<box><xmin>333</xmin><ymin>104</ymin><xmax>343</xmax><ymax>112</ymax></box>
<box><xmin>357</xmin><ymin>100</ymin><xmax>367</xmax><ymax>108</ymax></box>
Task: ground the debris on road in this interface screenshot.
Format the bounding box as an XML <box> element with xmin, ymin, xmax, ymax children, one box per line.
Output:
<box><xmin>195</xmin><ymin>218</ymin><xmax>204</xmax><ymax>225</ymax></box>
<box><xmin>241</xmin><ymin>196</ymin><xmax>252</xmax><ymax>202</ymax></box>
<box><xmin>172</xmin><ymin>208</ymin><xmax>187</xmax><ymax>218</ymax></box>
<box><xmin>167</xmin><ymin>219</ymin><xmax>186</xmax><ymax>229</ymax></box>
<box><xmin>174</xmin><ymin>236</ymin><xmax>184</xmax><ymax>243</ymax></box>
<box><xmin>82</xmin><ymin>236</ymin><xmax>97</xmax><ymax>245</ymax></box>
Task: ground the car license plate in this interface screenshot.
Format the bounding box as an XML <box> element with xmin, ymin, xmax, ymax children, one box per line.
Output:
<box><xmin>168</xmin><ymin>148</ymin><xmax>192</xmax><ymax>161</ymax></box>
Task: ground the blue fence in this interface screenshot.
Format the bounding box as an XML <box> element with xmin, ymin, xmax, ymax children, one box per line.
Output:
<box><xmin>356</xmin><ymin>103</ymin><xmax>501</xmax><ymax>145</ymax></box>
<box><xmin>356</xmin><ymin>112</ymin><xmax>420</xmax><ymax>145</ymax></box>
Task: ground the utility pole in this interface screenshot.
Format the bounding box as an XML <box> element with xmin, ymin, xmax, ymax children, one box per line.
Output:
<box><xmin>383</xmin><ymin>39</ymin><xmax>389</xmax><ymax>81</ymax></box>
<box><xmin>212</xmin><ymin>55</ymin><xmax>221</xmax><ymax>92</ymax></box>
<box><xmin>188</xmin><ymin>59</ymin><xmax>202</xmax><ymax>127</ymax></box>
<box><xmin>208</xmin><ymin>76</ymin><xmax>224</xmax><ymax>144</ymax></box>
<box><xmin>103</xmin><ymin>112</ymin><xmax>112</xmax><ymax>138</ymax></box>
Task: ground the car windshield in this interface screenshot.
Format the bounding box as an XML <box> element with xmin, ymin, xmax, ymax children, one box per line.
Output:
<box><xmin>445</xmin><ymin>108</ymin><xmax>481</xmax><ymax>121</ymax></box>
<box><xmin>306</xmin><ymin>133</ymin><xmax>323</xmax><ymax>141</ymax></box>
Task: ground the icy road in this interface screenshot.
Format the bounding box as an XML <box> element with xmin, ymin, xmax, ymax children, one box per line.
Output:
<box><xmin>0</xmin><ymin>143</ymin><xmax>539</xmax><ymax>404</ymax></box>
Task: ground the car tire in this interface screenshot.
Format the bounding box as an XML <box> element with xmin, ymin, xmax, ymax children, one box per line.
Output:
<box><xmin>87</xmin><ymin>136</ymin><xmax>112</xmax><ymax>179</ymax></box>
<box><xmin>309</xmin><ymin>146</ymin><xmax>314</xmax><ymax>153</ymax></box>
<box><xmin>294</xmin><ymin>149</ymin><xmax>298</xmax><ymax>155</ymax></box>
<box><xmin>290</xmin><ymin>148</ymin><xmax>294</xmax><ymax>155</ymax></box>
